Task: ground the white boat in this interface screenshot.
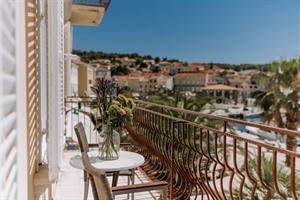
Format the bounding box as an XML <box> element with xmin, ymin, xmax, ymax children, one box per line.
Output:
<box><xmin>242</xmin><ymin>110</ymin><xmax>263</xmax><ymax>118</ymax></box>
<box><xmin>211</xmin><ymin>110</ymin><xmax>228</xmax><ymax>117</ymax></box>
<box><xmin>245</xmin><ymin>126</ymin><xmax>282</xmax><ymax>141</ymax></box>
<box><xmin>240</xmin><ymin>107</ymin><xmax>263</xmax><ymax>118</ymax></box>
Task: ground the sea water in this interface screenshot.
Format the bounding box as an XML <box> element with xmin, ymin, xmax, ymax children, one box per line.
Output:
<box><xmin>233</xmin><ymin>115</ymin><xmax>265</xmax><ymax>133</ymax></box>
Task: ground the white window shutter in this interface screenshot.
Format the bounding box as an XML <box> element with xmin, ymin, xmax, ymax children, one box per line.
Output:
<box><xmin>47</xmin><ymin>0</ymin><xmax>64</xmax><ymax>181</ymax></box>
<box><xmin>0</xmin><ymin>1</ymin><xmax>18</xmax><ymax>199</ymax></box>
<box><xmin>64</xmin><ymin>22</ymin><xmax>72</xmax><ymax>97</ymax></box>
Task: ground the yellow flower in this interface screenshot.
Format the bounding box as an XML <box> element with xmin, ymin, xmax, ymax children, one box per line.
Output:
<box><xmin>127</xmin><ymin>98</ymin><xmax>135</xmax><ymax>109</ymax></box>
<box><xmin>118</xmin><ymin>94</ymin><xmax>128</xmax><ymax>104</ymax></box>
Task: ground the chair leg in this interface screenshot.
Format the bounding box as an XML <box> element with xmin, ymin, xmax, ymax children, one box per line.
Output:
<box><xmin>131</xmin><ymin>168</ymin><xmax>135</xmax><ymax>200</ymax></box>
<box><xmin>127</xmin><ymin>174</ymin><xmax>130</xmax><ymax>200</ymax></box>
<box><xmin>83</xmin><ymin>170</ymin><xmax>89</xmax><ymax>200</ymax></box>
<box><xmin>112</xmin><ymin>171</ymin><xmax>120</xmax><ymax>187</ymax></box>
<box><xmin>162</xmin><ymin>186</ymin><xmax>167</xmax><ymax>200</ymax></box>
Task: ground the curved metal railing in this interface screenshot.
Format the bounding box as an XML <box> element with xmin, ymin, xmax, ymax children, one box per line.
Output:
<box><xmin>65</xmin><ymin>97</ymin><xmax>300</xmax><ymax>199</ymax></box>
<box><xmin>126</xmin><ymin>100</ymin><xmax>300</xmax><ymax>200</ymax></box>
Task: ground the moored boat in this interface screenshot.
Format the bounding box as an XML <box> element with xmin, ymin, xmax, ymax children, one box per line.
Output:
<box><xmin>245</xmin><ymin>126</ymin><xmax>282</xmax><ymax>141</ymax></box>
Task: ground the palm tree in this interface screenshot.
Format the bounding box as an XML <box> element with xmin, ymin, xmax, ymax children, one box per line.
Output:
<box><xmin>252</xmin><ymin>58</ymin><xmax>300</xmax><ymax>166</ymax></box>
<box><xmin>145</xmin><ymin>88</ymin><xmax>214</xmax><ymax>121</ymax></box>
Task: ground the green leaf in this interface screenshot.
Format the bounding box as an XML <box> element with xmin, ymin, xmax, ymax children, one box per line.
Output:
<box><xmin>279</xmin><ymin>86</ymin><xmax>293</xmax><ymax>96</ymax></box>
<box><xmin>93</xmin><ymin>123</ymin><xmax>102</xmax><ymax>131</ymax></box>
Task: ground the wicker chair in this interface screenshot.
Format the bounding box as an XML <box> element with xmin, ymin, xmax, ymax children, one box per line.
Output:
<box><xmin>81</xmin><ymin>152</ymin><xmax>168</xmax><ymax>200</ymax></box>
<box><xmin>74</xmin><ymin>122</ymin><xmax>133</xmax><ymax>199</ymax></box>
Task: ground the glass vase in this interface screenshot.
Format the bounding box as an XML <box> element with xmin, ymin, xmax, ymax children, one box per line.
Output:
<box><xmin>98</xmin><ymin>125</ymin><xmax>120</xmax><ymax>160</ymax></box>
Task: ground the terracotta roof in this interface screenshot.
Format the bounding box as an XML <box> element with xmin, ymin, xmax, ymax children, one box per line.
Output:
<box><xmin>113</xmin><ymin>76</ymin><xmax>128</xmax><ymax>82</ymax></box>
<box><xmin>159</xmin><ymin>61</ymin><xmax>171</xmax><ymax>65</ymax></box>
<box><xmin>174</xmin><ymin>73</ymin><xmax>206</xmax><ymax>78</ymax></box>
<box><xmin>188</xmin><ymin>63</ymin><xmax>205</xmax><ymax>67</ymax></box>
<box><xmin>72</xmin><ymin>59</ymin><xmax>86</xmax><ymax>66</ymax></box>
<box><xmin>128</xmin><ymin>76</ymin><xmax>144</xmax><ymax>80</ymax></box>
<box><xmin>202</xmin><ymin>84</ymin><xmax>241</xmax><ymax>91</ymax></box>
<box><xmin>96</xmin><ymin>67</ymin><xmax>109</xmax><ymax>71</ymax></box>
<box><xmin>95</xmin><ymin>76</ymin><xmax>110</xmax><ymax>80</ymax></box>
<box><xmin>173</xmin><ymin>62</ymin><xmax>183</xmax><ymax>66</ymax></box>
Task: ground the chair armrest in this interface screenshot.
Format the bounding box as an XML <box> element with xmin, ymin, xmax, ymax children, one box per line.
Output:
<box><xmin>120</xmin><ymin>142</ymin><xmax>132</xmax><ymax>150</ymax></box>
<box><xmin>88</xmin><ymin>142</ymin><xmax>132</xmax><ymax>149</ymax></box>
<box><xmin>88</xmin><ymin>143</ymin><xmax>98</xmax><ymax>148</ymax></box>
<box><xmin>112</xmin><ymin>181</ymin><xmax>168</xmax><ymax>198</ymax></box>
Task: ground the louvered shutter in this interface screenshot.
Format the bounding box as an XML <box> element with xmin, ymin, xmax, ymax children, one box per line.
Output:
<box><xmin>64</xmin><ymin>22</ymin><xmax>72</xmax><ymax>96</ymax></box>
<box><xmin>47</xmin><ymin>0</ymin><xmax>64</xmax><ymax>181</ymax></box>
<box><xmin>0</xmin><ymin>1</ymin><xmax>18</xmax><ymax>199</ymax></box>
<box><xmin>26</xmin><ymin>0</ymin><xmax>39</xmax><ymax>178</ymax></box>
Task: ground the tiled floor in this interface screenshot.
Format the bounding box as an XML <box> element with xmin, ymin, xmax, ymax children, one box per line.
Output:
<box><xmin>55</xmin><ymin>150</ymin><xmax>161</xmax><ymax>200</ymax></box>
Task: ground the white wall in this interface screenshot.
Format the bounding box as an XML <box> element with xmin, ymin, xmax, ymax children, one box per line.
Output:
<box><xmin>165</xmin><ymin>77</ymin><xmax>173</xmax><ymax>90</ymax></box>
<box><xmin>71</xmin><ymin>63</ymin><xmax>79</xmax><ymax>96</ymax></box>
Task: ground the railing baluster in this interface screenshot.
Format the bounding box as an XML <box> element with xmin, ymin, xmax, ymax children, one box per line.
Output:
<box><xmin>199</xmin><ymin>128</ymin><xmax>211</xmax><ymax>199</ymax></box>
<box><xmin>244</xmin><ymin>142</ymin><xmax>257</xmax><ymax>199</ymax></box>
<box><xmin>206</xmin><ymin>130</ymin><xmax>218</xmax><ymax>199</ymax></box>
<box><xmin>232</xmin><ymin>138</ymin><xmax>245</xmax><ymax>199</ymax></box>
<box><xmin>211</xmin><ymin>132</ymin><xmax>224</xmax><ymax>199</ymax></box>
<box><xmin>290</xmin><ymin>156</ymin><xmax>297</xmax><ymax>199</ymax></box>
<box><xmin>257</xmin><ymin>147</ymin><xmax>271</xmax><ymax>199</ymax></box>
<box><xmin>272</xmin><ymin>151</ymin><xmax>287</xmax><ymax>199</ymax></box>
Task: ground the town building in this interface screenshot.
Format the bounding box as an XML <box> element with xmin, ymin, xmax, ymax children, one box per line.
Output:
<box><xmin>96</xmin><ymin>66</ymin><xmax>112</xmax><ymax>78</ymax></box>
<box><xmin>201</xmin><ymin>84</ymin><xmax>242</xmax><ymax>102</ymax></box>
<box><xmin>228</xmin><ymin>75</ymin><xmax>251</xmax><ymax>88</ymax></box>
<box><xmin>206</xmin><ymin>75</ymin><xmax>228</xmax><ymax>85</ymax></box>
<box><xmin>173</xmin><ymin>73</ymin><xmax>207</xmax><ymax>92</ymax></box>
<box><xmin>72</xmin><ymin>60</ymin><xmax>96</xmax><ymax>96</ymax></box>
<box><xmin>227</xmin><ymin>74</ymin><xmax>260</xmax><ymax>98</ymax></box>
<box><xmin>112</xmin><ymin>76</ymin><xmax>129</xmax><ymax>87</ymax></box>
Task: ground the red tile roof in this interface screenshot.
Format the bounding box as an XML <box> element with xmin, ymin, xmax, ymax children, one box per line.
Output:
<box><xmin>174</xmin><ymin>73</ymin><xmax>206</xmax><ymax>78</ymax></box>
<box><xmin>202</xmin><ymin>84</ymin><xmax>241</xmax><ymax>91</ymax></box>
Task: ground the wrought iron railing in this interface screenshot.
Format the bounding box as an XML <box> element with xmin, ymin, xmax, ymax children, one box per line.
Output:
<box><xmin>65</xmin><ymin>96</ymin><xmax>99</xmax><ymax>144</ymax></box>
<box><xmin>65</xmin><ymin>97</ymin><xmax>300</xmax><ymax>199</ymax></box>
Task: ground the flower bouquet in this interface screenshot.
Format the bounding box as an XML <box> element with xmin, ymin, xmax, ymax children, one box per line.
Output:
<box><xmin>91</xmin><ymin>77</ymin><xmax>134</xmax><ymax>160</ymax></box>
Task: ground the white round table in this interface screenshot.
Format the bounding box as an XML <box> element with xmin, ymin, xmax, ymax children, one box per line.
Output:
<box><xmin>69</xmin><ymin>150</ymin><xmax>145</xmax><ymax>199</ymax></box>
<box><xmin>69</xmin><ymin>150</ymin><xmax>145</xmax><ymax>172</ymax></box>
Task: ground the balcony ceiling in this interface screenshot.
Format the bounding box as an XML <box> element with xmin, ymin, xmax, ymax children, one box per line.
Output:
<box><xmin>71</xmin><ymin>4</ymin><xmax>105</xmax><ymax>26</ymax></box>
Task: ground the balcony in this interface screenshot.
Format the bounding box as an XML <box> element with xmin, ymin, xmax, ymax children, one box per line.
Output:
<box><xmin>70</xmin><ymin>0</ymin><xmax>111</xmax><ymax>26</ymax></box>
<box><xmin>63</xmin><ymin>97</ymin><xmax>300</xmax><ymax>199</ymax></box>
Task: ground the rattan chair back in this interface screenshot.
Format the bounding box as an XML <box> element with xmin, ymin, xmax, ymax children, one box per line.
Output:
<box><xmin>74</xmin><ymin>122</ymin><xmax>90</xmax><ymax>153</ymax></box>
<box><xmin>81</xmin><ymin>152</ymin><xmax>114</xmax><ymax>200</ymax></box>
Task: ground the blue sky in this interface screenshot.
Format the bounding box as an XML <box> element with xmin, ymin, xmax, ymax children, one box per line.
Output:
<box><xmin>73</xmin><ymin>0</ymin><xmax>300</xmax><ymax>64</ymax></box>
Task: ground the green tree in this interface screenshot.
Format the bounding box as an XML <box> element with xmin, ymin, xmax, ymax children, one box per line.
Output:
<box><xmin>111</xmin><ymin>65</ymin><xmax>128</xmax><ymax>76</ymax></box>
<box><xmin>252</xmin><ymin>58</ymin><xmax>300</xmax><ymax>166</ymax></box>
<box><xmin>145</xmin><ymin>88</ymin><xmax>216</xmax><ymax>123</ymax></box>
<box><xmin>150</xmin><ymin>65</ymin><xmax>160</xmax><ymax>73</ymax></box>
<box><xmin>135</xmin><ymin>58</ymin><xmax>143</xmax><ymax>66</ymax></box>
<box><xmin>154</xmin><ymin>57</ymin><xmax>160</xmax><ymax>64</ymax></box>
<box><xmin>139</xmin><ymin>62</ymin><xmax>148</xmax><ymax>69</ymax></box>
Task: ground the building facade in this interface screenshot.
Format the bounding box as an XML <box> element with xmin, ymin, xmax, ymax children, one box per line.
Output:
<box><xmin>173</xmin><ymin>73</ymin><xmax>207</xmax><ymax>92</ymax></box>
